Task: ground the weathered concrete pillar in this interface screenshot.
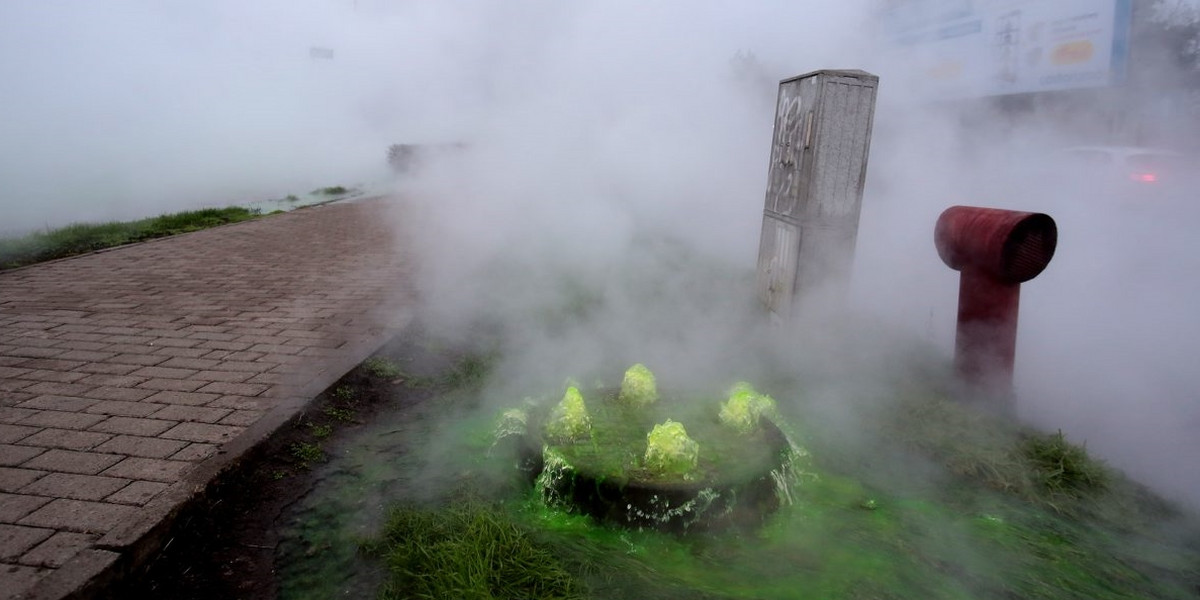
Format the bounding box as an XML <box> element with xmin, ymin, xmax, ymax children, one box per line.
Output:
<box><xmin>756</xmin><ymin>70</ymin><xmax>878</xmax><ymax>322</ymax></box>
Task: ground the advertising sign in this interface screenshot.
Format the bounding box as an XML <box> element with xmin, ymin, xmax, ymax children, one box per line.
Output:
<box><xmin>882</xmin><ymin>0</ymin><xmax>1132</xmax><ymax>98</ymax></box>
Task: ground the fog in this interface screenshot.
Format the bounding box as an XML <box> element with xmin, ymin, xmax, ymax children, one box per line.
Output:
<box><xmin>3</xmin><ymin>1</ymin><xmax>1198</xmax><ymax>507</ymax></box>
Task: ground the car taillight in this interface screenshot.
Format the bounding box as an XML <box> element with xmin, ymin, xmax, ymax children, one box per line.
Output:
<box><xmin>1130</xmin><ymin>172</ymin><xmax>1158</xmax><ymax>183</ymax></box>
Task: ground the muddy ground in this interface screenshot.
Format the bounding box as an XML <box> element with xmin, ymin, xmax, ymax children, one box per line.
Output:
<box><xmin>106</xmin><ymin>326</ymin><xmax>455</xmax><ymax>600</ymax></box>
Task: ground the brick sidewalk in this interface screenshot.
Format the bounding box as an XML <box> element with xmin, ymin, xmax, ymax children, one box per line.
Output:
<box><xmin>0</xmin><ymin>198</ymin><xmax>413</xmax><ymax>599</ymax></box>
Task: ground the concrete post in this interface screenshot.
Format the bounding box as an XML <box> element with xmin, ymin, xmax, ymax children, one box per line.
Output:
<box><xmin>756</xmin><ymin>70</ymin><xmax>879</xmax><ymax>322</ymax></box>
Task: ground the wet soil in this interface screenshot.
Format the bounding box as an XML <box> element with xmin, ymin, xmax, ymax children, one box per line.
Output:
<box><xmin>107</xmin><ymin>326</ymin><xmax>454</xmax><ymax>600</ymax></box>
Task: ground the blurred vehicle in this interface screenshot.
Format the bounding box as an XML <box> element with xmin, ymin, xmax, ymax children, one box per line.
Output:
<box><xmin>1048</xmin><ymin>146</ymin><xmax>1194</xmax><ymax>202</ymax></box>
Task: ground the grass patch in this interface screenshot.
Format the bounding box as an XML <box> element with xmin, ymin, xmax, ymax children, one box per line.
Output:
<box><xmin>362</xmin><ymin>357</ymin><xmax>403</xmax><ymax>379</ymax></box>
<box><xmin>309</xmin><ymin>423</ymin><xmax>333</xmax><ymax>440</ymax></box>
<box><xmin>315</xmin><ymin>186</ymin><xmax>349</xmax><ymax>195</ymax></box>
<box><xmin>361</xmin><ymin>502</ymin><xmax>585</xmax><ymax>600</ymax></box>
<box><xmin>1021</xmin><ymin>429</ymin><xmax>1108</xmax><ymax>497</ymax></box>
<box><xmin>290</xmin><ymin>442</ymin><xmax>324</xmax><ymax>469</ymax></box>
<box><xmin>0</xmin><ymin>206</ymin><xmax>260</xmax><ymax>269</ymax></box>
<box><xmin>333</xmin><ymin>386</ymin><xmax>356</xmax><ymax>403</ymax></box>
<box><xmin>323</xmin><ymin>405</ymin><xmax>355</xmax><ymax>423</ymax></box>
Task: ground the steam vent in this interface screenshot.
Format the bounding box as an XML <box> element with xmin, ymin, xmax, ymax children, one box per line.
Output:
<box><xmin>493</xmin><ymin>366</ymin><xmax>806</xmax><ymax>533</ymax></box>
<box><xmin>935</xmin><ymin>205</ymin><xmax>1057</xmax><ymax>397</ymax></box>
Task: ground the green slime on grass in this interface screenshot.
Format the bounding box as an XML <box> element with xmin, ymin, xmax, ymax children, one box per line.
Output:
<box><xmin>277</xmin><ymin>362</ymin><xmax>1200</xmax><ymax>600</ymax></box>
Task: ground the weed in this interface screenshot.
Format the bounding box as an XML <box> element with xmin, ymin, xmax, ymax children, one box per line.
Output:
<box><xmin>315</xmin><ymin>186</ymin><xmax>348</xmax><ymax>195</ymax></box>
<box><xmin>333</xmin><ymin>386</ymin><xmax>356</xmax><ymax>403</ymax></box>
<box><xmin>362</xmin><ymin>357</ymin><xmax>402</xmax><ymax>379</ymax></box>
<box><xmin>323</xmin><ymin>405</ymin><xmax>355</xmax><ymax>423</ymax></box>
<box><xmin>285</xmin><ymin>194</ymin><xmax>299</xmax><ymax>202</ymax></box>
<box><xmin>362</xmin><ymin>502</ymin><xmax>585</xmax><ymax>600</ymax></box>
<box><xmin>271</xmin><ymin>469</ymin><xmax>290</xmax><ymax>481</ymax></box>
<box><xmin>1021</xmin><ymin>429</ymin><xmax>1108</xmax><ymax>497</ymax></box>
<box><xmin>309</xmin><ymin>423</ymin><xmax>333</xmax><ymax>439</ymax></box>
<box><xmin>290</xmin><ymin>442</ymin><xmax>324</xmax><ymax>468</ymax></box>
<box><xmin>439</xmin><ymin>353</ymin><xmax>495</xmax><ymax>389</ymax></box>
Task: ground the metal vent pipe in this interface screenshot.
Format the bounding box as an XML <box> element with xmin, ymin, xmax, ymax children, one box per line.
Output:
<box><xmin>934</xmin><ymin>206</ymin><xmax>1057</xmax><ymax>398</ymax></box>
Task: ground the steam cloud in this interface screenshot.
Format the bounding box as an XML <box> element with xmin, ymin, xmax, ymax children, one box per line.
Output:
<box><xmin>3</xmin><ymin>1</ymin><xmax>1198</xmax><ymax>507</ymax></box>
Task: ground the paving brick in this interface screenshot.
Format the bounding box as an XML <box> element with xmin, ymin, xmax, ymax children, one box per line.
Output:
<box><xmin>21</xmin><ymin>450</ymin><xmax>122</xmax><ymax>476</ymax></box>
<box><xmin>137</xmin><ymin>378</ymin><xmax>206</xmax><ymax>392</ymax></box>
<box><xmin>0</xmin><ymin>445</ymin><xmax>44</xmax><ymax>467</ymax></box>
<box><xmin>108</xmin><ymin>353</ymin><xmax>169</xmax><ymax>366</ymax></box>
<box><xmin>220</xmin><ymin>351</ymin><xmax>268</xmax><ymax>363</ymax></box>
<box><xmin>148</xmin><ymin>337</ymin><xmax>200</xmax><ymax>348</ymax></box>
<box><xmin>157</xmin><ymin>357</ymin><xmax>221</xmax><ymax>371</ymax></box>
<box><xmin>20</xmin><ymin>473</ymin><xmax>130</xmax><ymax>502</ymax></box>
<box><xmin>0</xmin><ymin>468</ymin><xmax>45</xmax><ymax>493</ymax></box>
<box><xmin>52</xmin><ymin>349</ymin><xmax>119</xmax><ymax>362</ymax></box>
<box><xmin>2</xmin><ymin>363</ymin><xmax>63</xmax><ymax>375</ymax></box>
<box><xmin>129</xmin><ymin>365</ymin><xmax>198</xmax><ymax>380</ymax></box>
<box><xmin>101</xmin><ymin>457</ymin><xmax>192</xmax><ymax>483</ymax></box>
<box><xmin>248</xmin><ymin>343</ymin><xmax>301</xmax><ymax>355</ymax></box>
<box><xmin>0</xmin><ymin>425</ymin><xmax>37</xmax><ymax>444</ymax></box>
<box><xmin>19</xmin><ymin>381</ymin><xmax>95</xmax><ymax>397</ymax></box>
<box><xmin>4</xmin><ymin>347</ymin><xmax>64</xmax><ymax>359</ymax></box>
<box><xmin>142</xmin><ymin>390</ymin><xmax>219</xmax><ymax>406</ymax></box>
<box><xmin>0</xmin><ymin>378</ymin><xmax>35</xmax><ymax>392</ymax></box>
<box><xmin>80</xmin><ymin>386</ymin><xmax>158</xmax><ymax>402</ymax></box>
<box><xmin>161</xmin><ymin>422</ymin><xmax>242</xmax><ymax>444</ymax></box>
<box><xmin>191</xmin><ymin>369</ymin><xmax>255</xmax><ymax>384</ymax></box>
<box><xmin>149</xmin><ymin>405</ymin><xmax>230</xmax><ymax>424</ymax></box>
<box><xmin>73</xmin><ymin>362</ymin><xmax>141</xmax><ymax>376</ymax></box>
<box><xmin>83</xmin><ymin>400</ymin><xmax>165</xmax><ymax>417</ymax></box>
<box><xmin>197</xmin><ymin>340</ymin><xmax>254</xmax><ymax>352</ymax></box>
<box><xmin>89</xmin><ymin>417</ymin><xmax>175</xmax><ymax>437</ymax></box>
<box><xmin>213</xmin><ymin>360</ymin><xmax>273</xmax><ymax>374</ymax></box>
<box><xmin>18</xmin><ymin>498</ymin><xmax>137</xmax><ymax>535</ymax></box>
<box><xmin>194</xmin><ymin>381</ymin><xmax>268</xmax><ymax>397</ymax></box>
<box><xmin>50</xmin><ymin>340</ymin><xmax>110</xmax><ymax>352</ymax></box>
<box><xmin>17</xmin><ymin>410</ymin><xmax>106</xmax><ymax>430</ymax></box>
<box><xmin>93</xmin><ymin>436</ymin><xmax>187</xmax><ymax>459</ymax></box>
<box><xmin>189</xmin><ymin>331</ymin><xmax>240</xmax><ymax>342</ymax></box>
<box><xmin>151</xmin><ymin>346</ymin><xmax>211</xmax><ymax>358</ymax></box>
<box><xmin>208</xmin><ymin>396</ymin><xmax>274</xmax><ymax>411</ymax></box>
<box><xmin>0</xmin><ymin>408</ymin><xmax>38</xmax><ymax>425</ymax></box>
<box><xmin>0</xmin><ymin>561</ymin><xmax>50</xmax><ymax>599</ymax></box>
<box><xmin>15</xmin><ymin>369</ymin><xmax>90</xmax><ymax>384</ymax></box>
<box><xmin>0</xmin><ymin>524</ymin><xmax>54</xmax><ymax>561</ymax></box>
<box><xmin>14</xmin><ymin>429</ymin><xmax>112</xmax><ymax>452</ymax></box>
<box><xmin>245</xmin><ymin>372</ymin><xmax>287</xmax><ymax>386</ymax></box>
<box><xmin>219</xmin><ymin>410</ymin><xmax>265</xmax><ymax>427</ymax></box>
<box><xmin>17</xmin><ymin>531</ymin><xmax>98</xmax><ymax>567</ymax></box>
<box><xmin>169</xmin><ymin>443</ymin><xmax>218</xmax><ymax>462</ymax></box>
<box><xmin>105</xmin><ymin>480</ymin><xmax>168</xmax><ymax>506</ymax></box>
<box><xmin>75</xmin><ymin>374</ymin><xmax>147</xmax><ymax>388</ymax></box>
<box><xmin>15</xmin><ymin>396</ymin><xmax>97</xmax><ymax>412</ymax></box>
<box><xmin>0</xmin><ymin>493</ymin><xmax>52</xmax><ymax>522</ymax></box>
<box><xmin>95</xmin><ymin>326</ymin><xmax>145</xmax><ymax>336</ymax></box>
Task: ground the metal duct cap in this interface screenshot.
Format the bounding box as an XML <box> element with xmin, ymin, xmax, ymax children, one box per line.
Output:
<box><xmin>935</xmin><ymin>206</ymin><xmax>1057</xmax><ymax>284</ymax></box>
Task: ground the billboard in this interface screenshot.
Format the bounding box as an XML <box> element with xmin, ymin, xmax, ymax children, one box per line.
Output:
<box><xmin>881</xmin><ymin>0</ymin><xmax>1132</xmax><ymax>98</ymax></box>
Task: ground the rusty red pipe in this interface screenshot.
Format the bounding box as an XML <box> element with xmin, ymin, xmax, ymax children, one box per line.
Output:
<box><xmin>934</xmin><ymin>206</ymin><xmax>1057</xmax><ymax>395</ymax></box>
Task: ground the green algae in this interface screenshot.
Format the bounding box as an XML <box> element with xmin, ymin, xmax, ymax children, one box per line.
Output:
<box><xmin>643</xmin><ymin>420</ymin><xmax>700</xmax><ymax>479</ymax></box>
<box><xmin>277</xmin><ymin>354</ymin><xmax>1200</xmax><ymax>600</ymax></box>
<box><xmin>618</xmin><ymin>363</ymin><xmax>658</xmax><ymax>406</ymax></box>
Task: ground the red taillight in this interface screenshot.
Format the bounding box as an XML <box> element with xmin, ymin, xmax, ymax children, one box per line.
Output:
<box><xmin>1131</xmin><ymin>172</ymin><xmax>1158</xmax><ymax>183</ymax></box>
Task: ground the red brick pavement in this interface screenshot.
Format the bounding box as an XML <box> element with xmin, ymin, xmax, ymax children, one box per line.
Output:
<box><xmin>0</xmin><ymin>198</ymin><xmax>413</xmax><ymax>599</ymax></box>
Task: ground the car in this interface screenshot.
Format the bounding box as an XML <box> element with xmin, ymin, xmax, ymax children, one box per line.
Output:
<box><xmin>1048</xmin><ymin>145</ymin><xmax>1193</xmax><ymax>200</ymax></box>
